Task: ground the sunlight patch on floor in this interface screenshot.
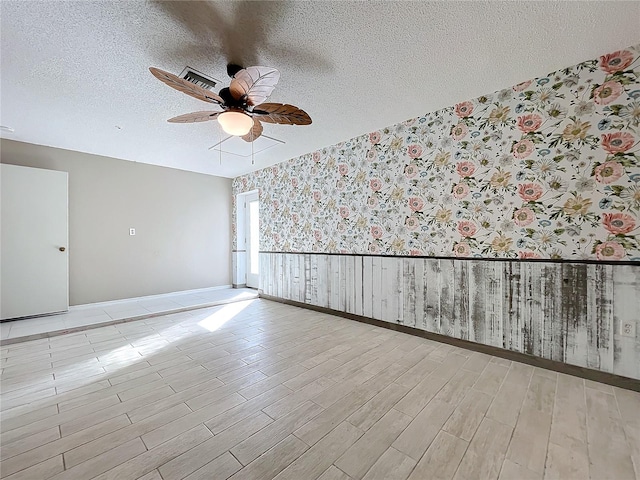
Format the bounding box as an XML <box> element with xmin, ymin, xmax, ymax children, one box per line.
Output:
<box><xmin>197</xmin><ymin>300</ymin><xmax>253</xmax><ymax>332</ymax></box>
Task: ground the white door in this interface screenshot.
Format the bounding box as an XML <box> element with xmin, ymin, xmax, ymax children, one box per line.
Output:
<box><xmin>245</xmin><ymin>192</ymin><xmax>259</xmax><ymax>289</ymax></box>
<box><xmin>1</xmin><ymin>164</ymin><xmax>69</xmax><ymax>319</ymax></box>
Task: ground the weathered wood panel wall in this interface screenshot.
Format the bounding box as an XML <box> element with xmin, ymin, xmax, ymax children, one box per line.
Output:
<box><xmin>260</xmin><ymin>252</ymin><xmax>640</xmax><ymax>380</ymax></box>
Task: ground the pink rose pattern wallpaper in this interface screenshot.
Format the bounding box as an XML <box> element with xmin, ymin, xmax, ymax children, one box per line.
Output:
<box><xmin>234</xmin><ymin>44</ymin><xmax>640</xmax><ymax>261</ymax></box>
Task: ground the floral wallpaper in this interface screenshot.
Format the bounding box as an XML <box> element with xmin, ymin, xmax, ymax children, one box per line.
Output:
<box><xmin>234</xmin><ymin>44</ymin><xmax>640</xmax><ymax>261</ymax></box>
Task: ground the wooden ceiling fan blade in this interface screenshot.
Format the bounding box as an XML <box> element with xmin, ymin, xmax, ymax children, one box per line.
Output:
<box><xmin>253</xmin><ymin>103</ymin><xmax>312</xmax><ymax>125</ymax></box>
<box><xmin>149</xmin><ymin>67</ymin><xmax>224</xmax><ymax>105</ymax></box>
<box><xmin>229</xmin><ymin>66</ymin><xmax>280</xmax><ymax>105</ymax></box>
<box><xmin>167</xmin><ymin>111</ymin><xmax>222</xmax><ymax>123</ymax></box>
<box><xmin>241</xmin><ymin>117</ymin><xmax>263</xmax><ymax>142</ymax></box>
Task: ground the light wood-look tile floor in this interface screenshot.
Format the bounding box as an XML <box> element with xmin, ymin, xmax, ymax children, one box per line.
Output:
<box><xmin>1</xmin><ymin>299</ymin><xmax>638</xmax><ymax>480</ymax></box>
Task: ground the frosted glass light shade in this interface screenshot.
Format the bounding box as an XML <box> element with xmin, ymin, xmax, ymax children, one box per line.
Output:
<box><xmin>218</xmin><ymin>111</ymin><xmax>253</xmax><ymax>136</ymax></box>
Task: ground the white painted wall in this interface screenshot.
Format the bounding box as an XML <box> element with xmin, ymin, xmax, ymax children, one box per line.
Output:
<box><xmin>1</xmin><ymin>139</ymin><xmax>232</xmax><ymax>305</ymax></box>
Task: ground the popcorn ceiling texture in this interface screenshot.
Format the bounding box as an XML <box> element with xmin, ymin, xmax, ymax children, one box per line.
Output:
<box><xmin>234</xmin><ymin>44</ymin><xmax>640</xmax><ymax>261</ymax></box>
<box><xmin>3</xmin><ymin>2</ymin><xmax>639</xmax><ymax>178</ymax></box>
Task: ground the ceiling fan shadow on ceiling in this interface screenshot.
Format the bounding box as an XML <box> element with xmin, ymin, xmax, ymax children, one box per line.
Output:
<box><xmin>149</xmin><ymin>64</ymin><xmax>312</xmax><ymax>143</ymax></box>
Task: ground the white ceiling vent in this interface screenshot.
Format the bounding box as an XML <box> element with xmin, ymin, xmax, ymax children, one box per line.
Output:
<box><xmin>179</xmin><ymin>66</ymin><xmax>220</xmax><ymax>91</ymax></box>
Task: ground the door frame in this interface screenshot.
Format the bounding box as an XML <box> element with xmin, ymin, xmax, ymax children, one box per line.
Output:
<box><xmin>234</xmin><ymin>190</ymin><xmax>259</xmax><ymax>289</ymax></box>
<box><xmin>245</xmin><ymin>192</ymin><xmax>259</xmax><ymax>288</ymax></box>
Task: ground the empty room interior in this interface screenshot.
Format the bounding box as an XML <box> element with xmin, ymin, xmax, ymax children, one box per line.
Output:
<box><xmin>1</xmin><ymin>1</ymin><xmax>640</xmax><ymax>479</ymax></box>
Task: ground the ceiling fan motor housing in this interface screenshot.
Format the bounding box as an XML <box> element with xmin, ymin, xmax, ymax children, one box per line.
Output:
<box><xmin>218</xmin><ymin>87</ymin><xmax>247</xmax><ymax>109</ymax></box>
<box><xmin>226</xmin><ymin>64</ymin><xmax>244</xmax><ymax>78</ymax></box>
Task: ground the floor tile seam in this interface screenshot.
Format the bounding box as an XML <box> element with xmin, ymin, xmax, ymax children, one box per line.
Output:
<box><xmin>461</xmin><ymin>357</ymin><xmax>491</xmax><ymax>377</ymax></box>
<box><xmin>282</xmin><ymin>358</ymin><xmax>348</xmax><ymax>385</ymax></box>
<box><xmin>6</xmin><ymin>348</ymin><xmax>126</xmax><ymax>370</ymax></box>
<box><xmin>23</xmin><ymin>372</ymin><xmax>114</xmax><ymax>396</ymax></box>
<box><xmin>493</xmin><ymin>442</ymin><xmax>513</xmax><ymax>480</ymax></box>
<box><xmin>538</xmin><ymin>373</ymin><xmax>561</xmax><ymax>477</ymax></box>
<box><xmin>179</xmin><ymin>343</ymin><xmax>227</xmax><ymax>358</ymax></box>
<box><xmin>611</xmin><ymin>391</ymin><xmax>640</xmax><ymax>461</ymax></box>
<box><xmin>1</xmin><ymin>364</ymin><xmax>58</xmax><ymax>382</ymax></box>
<box><xmin>63</xmin><ymin>405</ymin><xmax>190</xmax><ymax>466</ymax></box>
<box><xmin>194</xmin><ymin>363</ymin><xmax>257</xmax><ymax>385</ymax></box>
<box><xmin>54</xmin><ymin>379</ymin><xmax>114</xmax><ymax>401</ymax></box>
<box><xmin>1</xmin><ymin>352</ymin><xmax>54</xmax><ymax>365</ymax></box>
<box><xmin>0</xmin><ymin>389</ymin><xmax>60</xmax><ymax>414</ymax></box>
<box><xmin>106</xmin><ymin>360</ymin><xmax>196</xmax><ymax>385</ymax></box>
<box><xmin>0</xmin><ymin>425</ymin><xmax>62</xmax><ymax>461</ymax></box>
<box><xmin>472</xmin><ymin>357</ymin><xmax>510</xmax><ymax>397</ymax></box>
<box><xmin>0</xmin><ymin>379</ymin><xmax>59</xmax><ymax>399</ymax></box>
<box><xmin>4</xmin><ymin>344</ymin><xmax>109</xmax><ymax>363</ymax></box>
<box><xmin>155</xmin><ymin>377</ymin><xmax>250</xmax><ymax>413</ymax></box>
<box><xmin>471</xmin><ymin>414</ymin><xmax>516</xmax><ymax>480</ymax></box>
<box><xmin>70</xmin><ymin>433</ymin><xmax>154</xmax><ymax>476</ymax></box>
<box><xmin>227</xmin><ymin>449</ymin><xmax>244</xmax><ymax>469</ymax></box>
<box><xmin>405</xmin><ymin>428</ymin><xmax>470</xmax><ymax>480</ymax></box>
<box><xmin>10</xmin><ymin>428</ymin><xmax>148</xmax><ymax>471</ymax></box>
<box><xmin>582</xmin><ymin>381</ymin><xmax>614</xmax><ymax>478</ymax></box>
<box><xmin>0</xmin><ymin>379</ymin><xmax>58</xmax><ymax>400</ymax></box>
<box><xmin>490</xmin><ymin>359</ymin><xmax>535</xmax><ymax>432</ymax></box>
<box><xmin>291</xmin><ymin>417</ymin><xmax>365</xmax><ymax>451</ymax></box>
<box><xmin>10</xmin><ymin>389</ymin><xmax>143</xmax><ymax>440</ymax></box>
<box><xmin>1</xmin><ymin>414</ymin><xmax>134</xmax><ymax>476</ymax></box>
<box><xmin>342</xmin><ymin>409</ymin><xmax>410</xmax><ymax>460</ymax></box>
<box><xmin>155</xmin><ymin>363</ymin><xmax>206</xmax><ymax>381</ymax></box>
<box><xmin>276</xmin><ymin>332</ymin><xmax>368</xmax><ymax>358</ymax></box>
<box><xmin>151</xmin><ymin>409</ymin><xmax>273</xmax><ymax>468</ymax></box>
<box><xmin>0</xmin><ymin>453</ymin><xmax>63</xmax><ymax>479</ymax></box>
<box><xmin>57</xmin><ymin>404</ymin><xmax>138</xmax><ymax>439</ymax></box>
<box><xmin>3</xmin><ymin>338</ymin><xmax>51</xmax><ymax>350</ymax></box>
<box><xmin>330</xmin><ymin>463</ymin><xmax>353</xmax><ymax>479</ymax></box>
<box><xmin>207</xmin><ymin>385</ymin><xmax>293</xmax><ymax>428</ymax></box>
<box><xmin>232</xmin><ymin>433</ymin><xmax>307</xmax><ymax>477</ymax></box>
<box><xmin>404</xmin><ymin>394</ymin><xmax>460</xmax><ymax>460</ymax></box>
<box><xmin>179</xmin><ymin>390</ymin><xmax>253</xmax><ymax>428</ymax></box>
<box><xmin>397</xmin><ymin>369</ymin><xmax>451</xmax><ymax>418</ymax></box>
<box><xmin>102</xmin><ymin>358</ymin><xmax>158</xmax><ymax>376</ymax></box>
<box><xmin>345</xmin><ymin>381</ymin><xmax>414</xmax><ymax>430</ymax></box>
<box><xmin>53</xmin><ymin>364</ymin><xmax>110</xmax><ymax>381</ymax></box>
<box><xmin>59</xmin><ymin>424</ymin><xmax>65</xmax><ymax>474</ymax></box>
<box><xmin>0</xmin><ymin>404</ymin><xmax>60</xmax><ymax>433</ymax></box>
<box><xmin>256</xmin><ymin>363</ymin><xmax>309</xmax><ymax>380</ymax></box>
<box><xmin>500</xmin><ymin>364</ymin><xmax>536</xmax><ymax>471</ymax></box>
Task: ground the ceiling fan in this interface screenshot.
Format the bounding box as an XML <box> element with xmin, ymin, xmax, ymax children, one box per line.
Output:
<box><xmin>149</xmin><ymin>64</ymin><xmax>312</xmax><ymax>142</ymax></box>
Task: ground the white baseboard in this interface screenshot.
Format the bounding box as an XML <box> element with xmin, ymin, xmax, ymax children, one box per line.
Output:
<box><xmin>70</xmin><ymin>285</ymin><xmax>233</xmax><ymax>311</ymax></box>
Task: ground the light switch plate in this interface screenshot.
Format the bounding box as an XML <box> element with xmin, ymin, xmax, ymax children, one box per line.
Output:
<box><xmin>129</xmin><ymin>228</ymin><xmax>135</xmax><ymax>236</ymax></box>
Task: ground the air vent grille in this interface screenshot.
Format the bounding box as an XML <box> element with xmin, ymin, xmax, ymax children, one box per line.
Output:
<box><xmin>179</xmin><ymin>66</ymin><xmax>219</xmax><ymax>91</ymax></box>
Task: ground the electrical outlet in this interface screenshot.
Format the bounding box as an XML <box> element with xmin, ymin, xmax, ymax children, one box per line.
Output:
<box><xmin>129</xmin><ymin>228</ymin><xmax>136</xmax><ymax>236</ymax></box>
<box><xmin>620</xmin><ymin>320</ymin><xmax>636</xmax><ymax>338</ymax></box>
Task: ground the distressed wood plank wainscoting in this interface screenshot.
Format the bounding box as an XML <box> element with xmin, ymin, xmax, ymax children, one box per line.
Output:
<box><xmin>260</xmin><ymin>252</ymin><xmax>640</xmax><ymax>384</ymax></box>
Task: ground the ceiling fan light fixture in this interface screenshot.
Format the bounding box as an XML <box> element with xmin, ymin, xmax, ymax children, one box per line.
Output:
<box><xmin>150</xmin><ymin>65</ymin><xmax>311</xmax><ymax>143</ymax></box>
<box><xmin>218</xmin><ymin>111</ymin><xmax>253</xmax><ymax>136</ymax></box>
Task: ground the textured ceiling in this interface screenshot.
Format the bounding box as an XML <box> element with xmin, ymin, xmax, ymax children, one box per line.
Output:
<box><xmin>1</xmin><ymin>1</ymin><xmax>639</xmax><ymax>178</ymax></box>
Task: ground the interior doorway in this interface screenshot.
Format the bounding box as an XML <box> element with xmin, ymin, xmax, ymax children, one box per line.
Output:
<box><xmin>241</xmin><ymin>191</ymin><xmax>259</xmax><ymax>289</ymax></box>
<box><xmin>1</xmin><ymin>164</ymin><xmax>69</xmax><ymax>319</ymax></box>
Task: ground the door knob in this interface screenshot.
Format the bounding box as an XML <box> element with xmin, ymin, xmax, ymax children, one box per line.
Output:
<box><xmin>59</xmin><ymin>247</ymin><xmax>66</xmax><ymax>252</ymax></box>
